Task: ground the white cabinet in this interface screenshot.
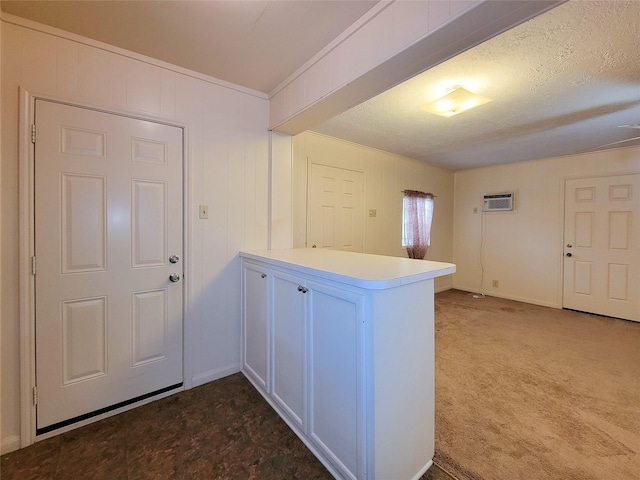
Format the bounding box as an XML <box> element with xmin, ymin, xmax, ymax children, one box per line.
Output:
<box><xmin>307</xmin><ymin>280</ymin><xmax>364</xmax><ymax>479</ymax></box>
<box><xmin>241</xmin><ymin>261</ymin><xmax>268</xmax><ymax>390</ymax></box>
<box><xmin>271</xmin><ymin>269</ymin><xmax>307</xmax><ymax>430</ymax></box>
<box><xmin>240</xmin><ymin>249</ymin><xmax>456</xmax><ymax>480</ymax></box>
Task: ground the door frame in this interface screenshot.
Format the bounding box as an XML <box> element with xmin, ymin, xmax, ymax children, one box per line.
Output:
<box><xmin>561</xmin><ymin>171</ymin><xmax>640</xmax><ymax>315</ymax></box>
<box><xmin>18</xmin><ymin>89</ymin><xmax>191</xmax><ymax>446</ymax></box>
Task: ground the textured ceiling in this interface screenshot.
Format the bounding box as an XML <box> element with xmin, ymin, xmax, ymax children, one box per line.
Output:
<box><xmin>312</xmin><ymin>0</ymin><xmax>640</xmax><ymax>170</ymax></box>
<box><xmin>0</xmin><ymin>0</ymin><xmax>377</xmax><ymax>94</ymax></box>
<box><xmin>3</xmin><ymin>1</ymin><xmax>639</xmax><ymax>170</ymax></box>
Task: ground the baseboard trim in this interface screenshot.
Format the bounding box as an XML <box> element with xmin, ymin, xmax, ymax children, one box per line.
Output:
<box><xmin>1</xmin><ymin>435</ymin><xmax>22</xmax><ymax>455</ymax></box>
<box><xmin>434</xmin><ymin>285</ymin><xmax>452</xmax><ymax>294</ymax></box>
<box><xmin>191</xmin><ymin>364</ymin><xmax>241</xmax><ymax>388</ymax></box>
<box><xmin>413</xmin><ymin>459</ymin><xmax>433</xmax><ymax>480</ymax></box>
<box><xmin>451</xmin><ymin>285</ymin><xmax>560</xmax><ymax>309</ymax></box>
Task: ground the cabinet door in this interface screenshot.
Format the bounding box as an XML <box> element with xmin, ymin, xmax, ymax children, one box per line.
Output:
<box><xmin>308</xmin><ymin>281</ymin><xmax>364</xmax><ymax>480</ymax></box>
<box><xmin>271</xmin><ymin>270</ymin><xmax>307</xmax><ymax>430</ymax></box>
<box><xmin>242</xmin><ymin>261</ymin><xmax>269</xmax><ymax>391</ymax></box>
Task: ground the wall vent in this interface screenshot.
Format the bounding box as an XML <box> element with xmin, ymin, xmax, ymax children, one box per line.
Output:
<box><xmin>483</xmin><ymin>192</ymin><xmax>514</xmax><ymax>212</ymax></box>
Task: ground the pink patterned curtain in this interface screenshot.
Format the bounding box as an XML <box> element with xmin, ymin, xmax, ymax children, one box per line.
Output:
<box><xmin>403</xmin><ymin>190</ymin><xmax>434</xmax><ymax>260</ymax></box>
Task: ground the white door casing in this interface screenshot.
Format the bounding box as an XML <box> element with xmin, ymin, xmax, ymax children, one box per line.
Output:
<box><xmin>563</xmin><ymin>174</ymin><xmax>640</xmax><ymax>322</ymax></box>
<box><xmin>34</xmin><ymin>99</ymin><xmax>184</xmax><ymax>432</ymax></box>
<box><xmin>307</xmin><ymin>163</ymin><xmax>364</xmax><ymax>252</ymax></box>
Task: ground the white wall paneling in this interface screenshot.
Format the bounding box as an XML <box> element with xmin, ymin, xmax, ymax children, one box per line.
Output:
<box><xmin>452</xmin><ymin>147</ymin><xmax>640</xmax><ymax>308</ymax></box>
<box><xmin>1</xmin><ymin>18</ymin><xmax>269</xmax><ymax>452</ymax></box>
<box><xmin>293</xmin><ymin>132</ymin><xmax>454</xmax><ymax>293</ymax></box>
<box><xmin>270</xmin><ymin>0</ymin><xmax>561</xmax><ymax>134</ymax></box>
<box><xmin>270</xmin><ymin>131</ymin><xmax>294</xmax><ymax>250</ymax></box>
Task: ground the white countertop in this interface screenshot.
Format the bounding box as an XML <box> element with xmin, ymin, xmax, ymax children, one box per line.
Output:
<box><xmin>240</xmin><ymin>248</ymin><xmax>456</xmax><ymax>290</ymax></box>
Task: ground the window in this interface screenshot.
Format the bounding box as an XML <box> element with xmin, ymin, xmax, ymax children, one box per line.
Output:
<box><xmin>402</xmin><ymin>190</ymin><xmax>434</xmax><ymax>259</ymax></box>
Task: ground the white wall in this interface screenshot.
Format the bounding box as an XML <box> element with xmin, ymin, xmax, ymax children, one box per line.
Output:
<box><xmin>270</xmin><ymin>131</ymin><xmax>294</xmax><ymax>249</ymax></box>
<box><xmin>293</xmin><ymin>132</ymin><xmax>454</xmax><ymax>292</ymax></box>
<box><xmin>1</xmin><ymin>18</ymin><xmax>269</xmax><ymax>452</ymax></box>
<box><xmin>270</xmin><ymin>1</ymin><xmax>480</xmax><ymax>129</ymax></box>
<box><xmin>452</xmin><ymin>147</ymin><xmax>640</xmax><ymax>307</ymax></box>
<box><xmin>270</xmin><ymin>0</ymin><xmax>559</xmax><ymax>134</ymax></box>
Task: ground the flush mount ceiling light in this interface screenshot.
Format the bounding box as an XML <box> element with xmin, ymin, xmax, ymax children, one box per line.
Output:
<box><xmin>421</xmin><ymin>86</ymin><xmax>492</xmax><ymax>118</ymax></box>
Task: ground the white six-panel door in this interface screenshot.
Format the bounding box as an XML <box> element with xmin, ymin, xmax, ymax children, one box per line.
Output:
<box><xmin>563</xmin><ymin>174</ymin><xmax>639</xmax><ymax>322</ymax></box>
<box><xmin>34</xmin><ymin>100</ymin><xmax>184</xmax><ymax>432</ymax></box>
<box><xmin>308</xmin><ymin>163</ymin><xmax>364</xmax><ymax>252</ymax></box>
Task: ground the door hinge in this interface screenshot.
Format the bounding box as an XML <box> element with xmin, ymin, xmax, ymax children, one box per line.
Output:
<box><xmin>31</xmin><ymin>255</ymin><xmax>36</xmax><ymax>275</ymax></box>
<box><xmin>31</xmin><ymin>124</ymin><xmax>36</xmax><ymax>144</ymax></box>
<box><xmin>32</xmin><ymin>386</ymin><xmax>38</xmax><ymax>405</ymax></box>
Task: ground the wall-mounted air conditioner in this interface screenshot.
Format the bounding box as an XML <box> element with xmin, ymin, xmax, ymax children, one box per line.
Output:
<box><xmin>483</xmin><ymin>192</ymin><xmax>514</xmax><ymax>212</ymax></box>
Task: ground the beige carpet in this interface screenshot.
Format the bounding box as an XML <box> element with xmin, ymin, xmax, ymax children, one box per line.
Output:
<box><xmin>433</xmin><ymin>290</ymin><xmax>640</xmax><ymax>480</ymax></box>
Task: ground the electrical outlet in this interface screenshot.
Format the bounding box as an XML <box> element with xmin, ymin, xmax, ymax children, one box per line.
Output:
<box><xmin>369</xmin><ymin>209</ymin><xmax>377</xmax><ymax>217</ymax></box>
<box><xmin>492</xmin><ymin>280</ymin><xmax>499</xmax><ymax>288</ymax></box>
<box><xmin>199</xmin><ymin>205</ymin><xmax>209</xmax><ymax>219</ymax></box>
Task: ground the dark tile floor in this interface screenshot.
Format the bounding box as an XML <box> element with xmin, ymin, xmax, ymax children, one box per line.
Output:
<box><xmin>1</xmin><ymin>373</ymin><xmax>454</xmax><ymax>480</ymax></box>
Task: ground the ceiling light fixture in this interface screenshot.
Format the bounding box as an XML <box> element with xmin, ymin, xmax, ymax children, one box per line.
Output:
<box><xmin>421</xmin><ymin>85</ymin><xmax>492</xmax><ymax>118</ymax></box>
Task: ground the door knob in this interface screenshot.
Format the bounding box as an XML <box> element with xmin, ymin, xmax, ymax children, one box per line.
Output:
<box><xmin>169</xmin><ymin>255</ymin><xmax>179</xmax><ymax>263</ymax></box>
<box><xmin>169</xmin><ymin>273</ymin><xmax>180</xmax><ymax>282</ymax></box>
<box><xmin>565</xmin><ymin>253</ymin><xmax>572</xmax><ymax>257</ymax></box>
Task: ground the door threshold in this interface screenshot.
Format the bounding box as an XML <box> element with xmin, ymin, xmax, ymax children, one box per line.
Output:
<box><xmin>36</xmin><ymin>382</ymin><xmax>183</xmax><ymax>436</ymax></box>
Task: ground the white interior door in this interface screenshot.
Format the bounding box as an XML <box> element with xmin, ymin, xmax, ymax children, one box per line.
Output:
<box><xmin>563</xmin><ymin>174</ymin><xmax>639</xmax><ymax>322</ymax></box>
<box><xmin>307</xmin><ymin>163</ymin><xmax>364</xmax><ymax>252</ymax></box>
<box><xmin>34</xmin><ymin>100</ymin><xmax>184</xmax><ymax>433</ymax></box>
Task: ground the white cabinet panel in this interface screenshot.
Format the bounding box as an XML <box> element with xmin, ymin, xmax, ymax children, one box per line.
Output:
<box><xmin>241</xmin><ymin>249</ymin><xmax>455</xmax><ymax>479</ymax></box>
<box><xmin>308</xmin><ymin>281</ymin><xmax>363</xmax><ymax>480</ymax></box>
<box><xmin>242</xmin><ymin>262</ymin><xmax>269</xmax><ymax>390</ymax></box>
<box><xmin>271</xmin><ymin>269</ymin><xmax>306</xmax><ymax>429</ymax></box>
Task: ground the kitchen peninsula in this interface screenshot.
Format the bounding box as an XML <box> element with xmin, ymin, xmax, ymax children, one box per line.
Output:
<box><xmin>240</xmin><ymin>248</ymin><xmax>455</xmax><ymax>480</ymax></box>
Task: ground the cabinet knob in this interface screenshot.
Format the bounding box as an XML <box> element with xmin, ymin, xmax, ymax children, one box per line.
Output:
<box><xmin>261</xmin><ymin>273</ymin><xmax>267</xmax><ymax>279</ymax></box>
<box><xmin>297</xmin><ymin>285</ymin><xmax>308</xmax><ymax>293</ymax></box>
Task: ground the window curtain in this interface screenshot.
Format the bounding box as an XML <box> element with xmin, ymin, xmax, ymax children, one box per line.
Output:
<box><xmin>402</xmin><ymin>190</ymin><xmax>434</xmax><ymax>260</ymax></box>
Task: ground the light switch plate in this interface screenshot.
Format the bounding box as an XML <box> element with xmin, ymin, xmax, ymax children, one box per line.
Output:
<box><xmin>199</xmin><ymin>205</ymin><xmax>209</xmax><ymax>219</ymax></box>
